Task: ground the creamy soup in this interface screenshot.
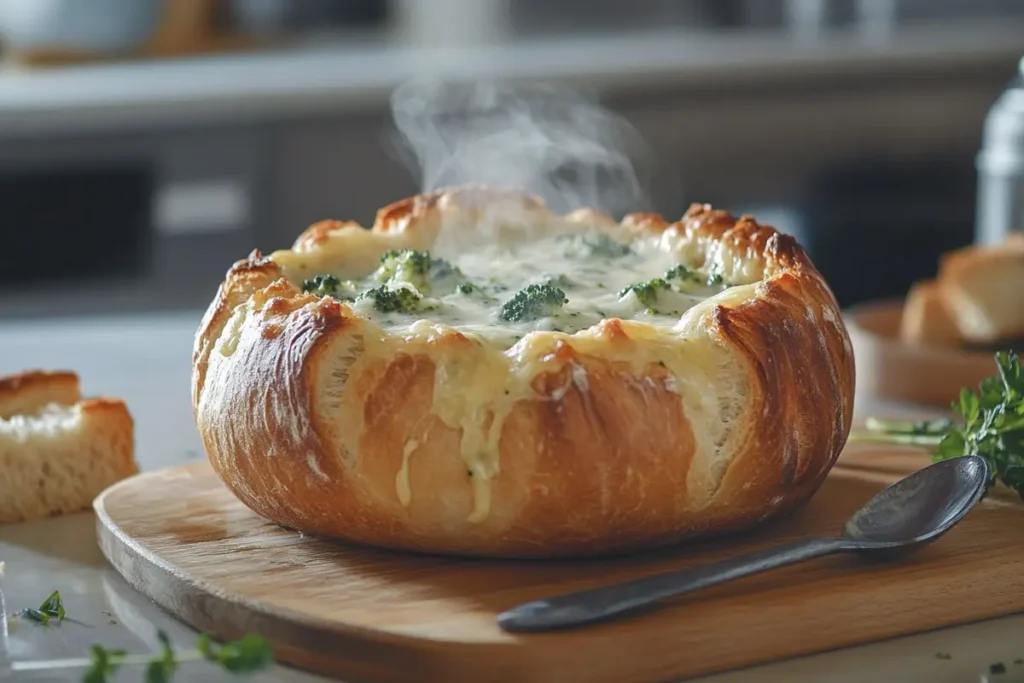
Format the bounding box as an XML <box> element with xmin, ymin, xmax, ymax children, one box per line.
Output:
<box><xmin>295</xmin><ymin>229</ymin><xmax>731</xmax><ymax>348</ymax></box>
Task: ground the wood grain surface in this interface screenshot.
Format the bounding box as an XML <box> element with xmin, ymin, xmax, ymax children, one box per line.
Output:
<box><xmin>845</xmin><ymin>299</ymin><xmax>999</xmax><ymax>408</ymax></box>
<box><xmin>94</xmin><ymin>450</ymin><xmax>1024</xmax><ymax>683</ymax></box>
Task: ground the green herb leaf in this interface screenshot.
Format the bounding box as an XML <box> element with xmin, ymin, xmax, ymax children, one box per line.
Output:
<box><xmin>145</xmin><ymin>630</ymin><xmax>178</xmax><ymax>683</ymax></box>
<box><xmin>39</xmin><ymin>590</ymin><xmax>65</xmax><ymax>622</ymax></box>
<box><xmin>958</xmin><ymin>387</ymin><xmax>980</xmax><ymax>428</ymax></box>
<box><xmin>197</xmin><ymin>632</ymin><xmax>214</xmax><ymax>660</ymax></box>
<box><xmin>16</xmin><ymin>607</ymin><xmax>49</xmax><ymax>625</ymax></box>
<box><xmin>85</xmin><ymin>645</ymin><xmax>126</xmax><ymax>683</ymax></box>
<box><xmin>200</xmin><ymin>633</ymin><xmax>274</xmax><ymax>673</ymax></box>
<box><xmin>15</xmin><ymin>590</ymin><xmax>67</xmax><ymax>626</ymax></box>
<box><xmin>857</xmin><ymin>351</ymin><xmax>1024</xmax><ymax>499</ymax></box>
<box><xmin>78</xmin><ymin>631</ymin><xmax>273</xmax><ymax>682</ymax></box>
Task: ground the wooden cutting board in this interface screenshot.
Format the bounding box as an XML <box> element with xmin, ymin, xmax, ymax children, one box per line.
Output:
<box><xmin>94</xmin><ymin>449</ymin><xmax>1024</xmax><ymax>683</ymax></box>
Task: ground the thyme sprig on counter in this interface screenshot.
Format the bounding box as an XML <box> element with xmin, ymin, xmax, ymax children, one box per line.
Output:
<box><xmin>10</xmin><ymin>589</ymin><xmax>272</xmax><ymax>682</ymax></box>
<box><xmin>852</xmin><ymin>351</ymin><xmax>1024</xmax><ymax>498</ymax></box>
<box><xmin>84</xmin><ymin>630</ymin><xmax>273</xmax><ymax>683</ymax></box>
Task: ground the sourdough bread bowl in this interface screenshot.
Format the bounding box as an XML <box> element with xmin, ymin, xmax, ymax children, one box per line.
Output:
<box><xmin>191</xmin><ymin>187</ymin><xmax>855</xmax><ymax>558</ymax></box>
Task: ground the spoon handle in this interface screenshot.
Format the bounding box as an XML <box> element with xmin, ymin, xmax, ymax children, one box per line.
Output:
<box><xmin>498</xmin><ymin>537</ymin><xmax>851</xmax><ymax>632</ymax></box>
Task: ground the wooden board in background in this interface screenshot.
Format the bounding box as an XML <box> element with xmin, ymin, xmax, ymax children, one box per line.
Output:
<box><xmin>845</xmin><ymin>299</ymin><xmax>999</xmax><ymax>408</ymax></box>
<box><xmin>95</xmin><ymin>450</ymin><xmax>1024</xmax><ymax>683</ymax></box>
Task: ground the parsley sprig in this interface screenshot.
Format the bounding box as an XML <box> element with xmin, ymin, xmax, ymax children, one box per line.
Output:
<box><xmin>85</xmin><ymin>630</ymin><xmax>274</xmax><ymax>682</ymax></box>
<box><xmin>852</xmin><ymin>351</ymin><xmax>1024</xmax><ymax>498</ymax></box>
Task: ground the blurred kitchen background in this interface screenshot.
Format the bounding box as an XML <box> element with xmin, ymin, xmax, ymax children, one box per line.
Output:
<box><xmin>0</xmin><ymin>0</ymin><xmax>1022</xmax><ymax>318</ymax></box>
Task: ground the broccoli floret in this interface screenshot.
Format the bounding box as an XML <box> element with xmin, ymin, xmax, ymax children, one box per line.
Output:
<box><xmin>372</xmin><ymin>248</ymin><xmax>466</xmax><ymax>294</ymax></box>
<box><xmin>302</xmin><ymin>274</ymin><xmax>356</xmax><ymax>300</ymax></box>
<box><xmin>499</xmin><ymin>283</ymin><xmax>568</xmax><ymax>323</ymax></box>
<box><xmin>663</xmin><ymin>265</ymin><xmax>702</xmax><ymax>285</ymax></box>
<box><xmin>663</xmin><ymin>263</ymin><xmax>727</xmax><ymax>289</ymax></box>
<box><xmin>560</xmin><ymin>232</ymin><xmax>632</xmax><ymax>259</ymax></box>
<box><xmin>619</xmin><ymin>278</ymin><xmax>671</xmax><ymax>307</ymax></box>
<box><xmin>356</xmin><ymin>284</ymin><xmax>423</xmax><ymax>314</ymax></box>
<box><xmin>302</xmin><ymin>274</ymin><xmax>340</xmax><ymax>295</ymax></box>
<box><xmin>373</xmin><ymin>249</ymin><xmax>433</xmax><ymax>289</ymax></box>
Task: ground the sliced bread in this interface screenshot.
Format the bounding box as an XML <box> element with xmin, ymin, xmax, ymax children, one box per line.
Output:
<box><xmin>936</xmin><ymin>234</ymin><xmax>1024</xmax><ymax>344</ymax></box>
<box><xmin>0</xmin><ymin>370</ymin><xmax>137</xmax><ymax>524</ymax></box>
<box><xmin>899</xmin><ymin>232</ymin><xmax>1024</xmax><ymax>348</ymax></box>
<box><xmin>898</xmin><ymin>279</ymin><xmax>964</xmax><ymax>348</ymax></box>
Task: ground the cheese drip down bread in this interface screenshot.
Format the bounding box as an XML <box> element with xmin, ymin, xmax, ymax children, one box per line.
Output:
<box><xmin>191</xmin><ymin>187</ymin><xmax>855</xmax><ymax>558</ymax></box>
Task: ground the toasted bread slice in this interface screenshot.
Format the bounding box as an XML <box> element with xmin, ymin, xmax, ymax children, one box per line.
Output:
<box><xmin>937</xmin><ymin>235</ymin><xmax>1024</xmax><ymax>344</ymax></box>
<box><xmin>0</xmin><ymin>370</ymin><xmax>137</xmax><ymax>524</ymax></box>
<box><xmin>899</xmin><ymin>279</ymin><xmax>963</xmax><ymax>348</ymax></box>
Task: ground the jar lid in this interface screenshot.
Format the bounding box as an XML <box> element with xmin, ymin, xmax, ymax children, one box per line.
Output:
<box><xmin>979</xmin><ymin>62</ymin><xmax>1024</xmax><ymax>164</ymax></box>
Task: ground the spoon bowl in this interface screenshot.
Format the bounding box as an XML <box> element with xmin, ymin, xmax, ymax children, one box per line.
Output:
<box><xmin>498</xmin><ymin>455</ymin><xmax>989</xmax><ymax>633</ymax></box>
<box><xmin>841</xmin><ymin>454</ymin><xmax>988</xmax><ymax>554</ymax></box>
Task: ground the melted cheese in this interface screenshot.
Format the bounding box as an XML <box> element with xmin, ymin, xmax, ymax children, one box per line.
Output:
<box><xmin>395</xmin><ymin>439</ymin><xmax>419</xmax><ymax>507</ymax></box>
<box><xmin>346</xmin><ymin>232</ymin><xmax>732</xmax><ymax>349</ymax></box>
<box><xmin>270</xmin><ymin>223</ymin><xmax>765</xmax><ymax>522</ymax></box>
<box><xmin>426</xmin><ymin>340</ymin><xmax>513</xmax><ymax>523</ymax></box>
<box><xmin>218</xmin><ymin>303</ymin><xmax>249</xmax><ymax>357</ymax></box>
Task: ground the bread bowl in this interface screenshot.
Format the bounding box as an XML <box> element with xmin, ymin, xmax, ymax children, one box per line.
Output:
<box><xmin>191</xmin><ymin>186</ymin><xmax>855</xmax><ymax>558</ymax></box>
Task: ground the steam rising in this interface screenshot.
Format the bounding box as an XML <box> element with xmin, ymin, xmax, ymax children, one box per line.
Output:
<box><xmin>389</xmin><ymin>80</ymin><xmax>666</xmax><ymax>218</ymax></box>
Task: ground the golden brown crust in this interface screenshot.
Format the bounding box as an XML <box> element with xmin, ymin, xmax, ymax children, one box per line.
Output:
<box><xmin>78</xmin><ymin>397</ymin><xmax>139</xmax><ymax>483</ymax></box>
<box><xmin>191</xmin><ymin>187</ymin><xmax>855</xmax><ymax>558</ymax></box>
<box><xmin>293</xmin><ymin>219</ymin><xmax>364</xmax><ymax>251</ymax></box>
<box><xmin>0</xmin><ymin>370</ymin><xmax>80</xmax><ymax>420</ymax></box>
<box><xmin>191</xmin><ymin>250</ymin><xmax>284</xmax><ymax>414</ymax></box>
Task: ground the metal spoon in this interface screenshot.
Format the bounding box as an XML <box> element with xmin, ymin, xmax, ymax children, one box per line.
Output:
<box><xmin>498</xmin><ymin>455</ymin><xmax>989</xmax><ymax>633</ymax></box>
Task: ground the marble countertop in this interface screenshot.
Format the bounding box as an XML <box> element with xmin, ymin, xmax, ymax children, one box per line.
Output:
<box><xmin>1</xmin><ymin>310</ymin><xmax>1022</xmax><ymax>683</ymax></box>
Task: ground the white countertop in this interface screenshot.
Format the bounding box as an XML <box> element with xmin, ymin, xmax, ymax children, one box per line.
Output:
<box><xmin>0</xmin><ymin>310</ymin><xmax>1022</xmax><ymax>683</ymax></box>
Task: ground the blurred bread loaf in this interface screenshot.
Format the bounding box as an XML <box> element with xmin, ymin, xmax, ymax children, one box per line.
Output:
<box><xmin>899</xmin><ymin>279</ymin><xmax>963</xmax><ymax>348</ymax></box>
<box><xmin>900</xmin><ymin>233</ymin><xmax>1024</xmax><ymax>348</ymax></box>
<box><xmin>0</xmin><ymin>370</ymin><xmax>137</xmax><ymax>523</ymax></box>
